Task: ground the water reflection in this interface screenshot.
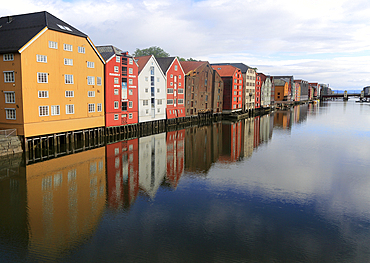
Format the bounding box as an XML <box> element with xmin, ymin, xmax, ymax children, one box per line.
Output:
<box><xmin>3</xmin><ymin>102</ymin><xmax>370</xmax><ymax>262</ymax></box>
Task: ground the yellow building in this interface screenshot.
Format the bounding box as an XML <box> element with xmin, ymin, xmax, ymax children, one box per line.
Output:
<box><xmin>0</xmin><ymin>11</ymin><xmax>105</xmax><ymax>138</ymax></box>
<box><xmin>274</xmin><ymin>79</ymin><xmax>289</xmax><ymax>102</ymax></box>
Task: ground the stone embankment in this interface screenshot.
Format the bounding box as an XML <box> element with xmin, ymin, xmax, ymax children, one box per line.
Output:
<box><xmin>0</xmin><ymin>135</ymin><xmax>23</xmax><ymax>156</ymax></box>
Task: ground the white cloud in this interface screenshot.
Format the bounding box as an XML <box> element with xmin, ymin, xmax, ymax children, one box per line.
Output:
<box><xmin>2</xmin><ymin>0</ymin><xmax>370</xmax><ymax>89</ymax></box>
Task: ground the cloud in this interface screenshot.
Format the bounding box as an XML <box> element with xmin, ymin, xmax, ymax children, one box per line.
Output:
<box><xmin>2</xmin><ymin>0</ymin><xmax>370</xmax><ymax>89</ymax></box>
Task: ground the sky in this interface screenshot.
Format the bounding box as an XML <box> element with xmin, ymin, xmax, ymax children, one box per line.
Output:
<box><xmin>2</xmin><ymin>0</ymin><xmax>370</xmax><ymax>90</ymax></box>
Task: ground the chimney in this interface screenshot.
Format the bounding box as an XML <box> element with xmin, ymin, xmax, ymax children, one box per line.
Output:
<box><xmin>7</xmin><ymin>16</ymin><xmax>13</xmax><ymax>23</ymax></box>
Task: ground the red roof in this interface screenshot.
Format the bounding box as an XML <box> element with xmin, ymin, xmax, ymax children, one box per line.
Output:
<box><xmin>212</xmin><ymin>65</ymin><xmax>238</xmax><ymax>77</ymax></box>
<box><xmin>135</xmin><ymin>55</ymin><xmax>152</xmax><ymax>74</ymax></box>
<box><xmin>180</xmin><ymin>61</ymin><xmax>207</xmax><ymax>74</ymax></box>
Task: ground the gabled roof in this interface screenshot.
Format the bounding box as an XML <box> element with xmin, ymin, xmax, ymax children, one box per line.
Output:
<box><xmin>96</xmin><ymin>45</ymin><xmax>128</xmax><ymax>62</ymax></box>
<box><xmin>212</xmin><ymin>65</ymin><xmax>238</xmax><ymax>77</ymax></box>
<box><xmin>135</xmin><ymin>55</ymin><xmax>152</xmax><ymax>74</ymax></box>
<box><xmin>0</xmin><ymin>11</ymin><xmax>87</xmax><ymax>53</ymax></box>
<box><xmin>274</xmin><ymin>79</ymin><xmax>287</xmax><ymax>86</ymax></box>
<box><xmin>156</xmin><ymin>57</ymin><xmax>176</xmax><ymax>74</ymax></box>
<box><xmin>180</xmin><ymin>61</ymin><xmax>207</xmax><ymax>74</ymax></box>
<box><xmin>211</xmin><ymin>63</ymin><xmax>251</xmax><ymax>73</ymax></box>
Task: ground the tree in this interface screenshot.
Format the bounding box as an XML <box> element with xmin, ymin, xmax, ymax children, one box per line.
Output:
<box><xmin>133</xmin><ymin>46</ymin><xmax>170</xmax><ymax>58</ymax></box>
<box><xmin>177</xmin><ymin>57</ymin><xmax>198</xmax><ymax>61</ymax></box>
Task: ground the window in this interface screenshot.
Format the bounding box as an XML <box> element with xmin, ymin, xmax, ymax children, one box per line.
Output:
<box><xmin>39</xmin><ymin>106</ymin><xmax>49</xmax><ymax>116</ymax></box>
<box><xmin>38</xmin><ymin>90</ymin><xmax>49</xmax><ymax>98</ymax></box>
<box><xmin>66</xmin><ymin>104</ymin><xmax>74</xmax><ymax>114</ymax></box>
<box><xmin>145</xmin><ymin>109</ymin><xmax>149</xmax><ymax>114</ymax></box>
<box><xmin>3</xmin><ymin>54</ymin><xmax>14</xmax><ymax>61</ymax></box>
<box><xmin>157</xmin><ymin>77</ymin><xmax>160</xmax><ymax>82</ymax></box>
<box><xmin>170</xmin><ymin>82</ymin><xmax>173</xmax><ymax>86</ymax></box>
<box><xmin>157</xmin><ymin>108</ymin><xmax>160</xmax><ymax>113</ymax></box>
<box><xmin>174</xmin><ymin>65</ymin><xmax>178</xmax><ymax>71</ymax></box>
<box><xmin>129</xmin><ymin>101</ymin><xmax>133</xmax><ymax>108</ymax></box>
<box><xmin>63</xmin><ymin>44</ymin><xmax>73</xmax><ymax>51</ymax></box>
<box><xmin>36</xmin><ymin>55</ymin><xmax>47</xmax><ymax>63</ymax></box>
<box><xmin>88</xmin><ymin>103</ymin><xmax>95</xmax><ymax>113</ymax></box>
<box><xmin>4</xmin><ymin>92</ymin><xmax>15</xmax><ymax>103</ymax></box>
<box><xmin>57</xmin><ymin>24</ymin><xmax>72</xmax><ymax>31</ymax></box>
<box><xmin>179</xmin><ymin>75</ymin><xmax>181</xmax><ymax>79</ymax></box>
<box><xmin>64</xmin><ymin>58</ymin><xmax>73</xmax><ymax>65</ymax></box>
<box><xmin>129</xmin><ymin>58</ymin><xmax>133</xmax><ymax>64</ymax></box>
<box><xmin>145</xmin><ymin>88</ymin><xmax>148</xmax><ymax>93</ymax></box>
<box><xmin>5</xmin><ymin>109</ymin><xmax>16</xmax><ymax>119</ymax></box>
<box><xmin>167</xmin><ymin>99</ymin><xmax>173</xmax><ymax>105</ymax></box>
<box><xmin>37</xmin><ymin>72</ymin><xmax>48</xmax><ymax>83</ymax></box>
<box><xmin>114</xmin><ymin>101</ymin><xmax>119</xmax><ymax>109</ymax></box>
<box><xmin>167</xmin><ymin>88</ymin><xmax>174</xmax><ymax>94</ymax></box>
<box><xmin>114</xmin><ymin>89</ymin><xmax>119</xmax><ymax>95</ymax></box>
<box><xmin>157</xmin><ymin>99</ymin><xmax>162</xmax><ymax>105</ymax></box>
<box><xmin>114</xmin><ymin>66</ymin><xmax>119</xmax><ymax>73</ymax></box>
<box><xmin>178</xmin><ymin>99</ymin><xmax>184</xmax><ymax>104</ymax></box>
<box><xmin>4</xmin><ymin>71</ymin><xmax>15</xmax><ymax>83</ymax></box>
<box><xmin>129</xmin><ymin>68</ymin><xmax>133</xmax><ymax>74</ymax></box>
<box><xmin>114</xmin><ymin>114</ymin><xmax>119</xmax><ymax>120</ymax></box>
<box><xmin>145</xmin><ymin>77</ymin><xmax>148</xmax><ymax>81</ymax></box>
<box><xmin>87</xmin><ymin>76</ymin><xmax>95</xmax><ymax>85</ymax></box>
<box><xmin>129</xmin><ymin>79</ymin><xmax>133</xmax><ymax>85</ymax></box>
<box><xmin>143</xmin><ymin>100</ymin><xmax>148</xmax><ymax>106</ymax></box>
<box><xmin>129</xmin><ymin>89</ymin><xmax>133</xmax><ymax>96</ymax></box>
<box><xmin>65</xmin><ymin>91</ymin><xmax>74</xmax><ymax>97</ymax></box>
<box><xmin>174</xmin><ymin>76</ymin><xmax>177</xmax><ymax>82</ymax></box>
<box><xmin>78</xmin><ymin>46</ymin><xmax>85</xmax><ymax>53</ymax></box>
<box><xmin>97</xmin><ymin>103</ymin><xmax>102</xmax><ymax>112</ymax></box>
<box><xmin>178</xmin><ymin>89</ymin><xmax>184</xmax><ymax>94</ymax></box>
<box><xmin>179</xmin><ymin>82</ymin><xmax>181</xmax><ymax>86</ymax></box>
<box><xmin>114</xmin><ymin>78</ymin><xmax>119</xmax><ymax>84</ymax></box>
<box><xmin>49</xmin><ymin>41</ymin><xmax>58</xmax><ymax>49</ymax></box>
<box><xmin>51</xmin><ymin>105</ymin><xmax>60</xmax><ymax>116</ymax></box>
<box><xmin>157</xmin><ymin>88</ymin><xmax>160</xmax><ymax>93</ymax></box>
<box><xmin>122</xmin><ymin>102</ymin><xmax>127</xmax><ymax>111</ymax></box>
<box><xmin>116</xmin><ymin>56</ymin><xmax>120</xmax><ymax>63</ymax></box>
<box><xmin>150</xmin><ymin>66</ymin><xmax>154</xmax><ymax>75</ymax></box>
<box><xmin>88</xmin><ymin>91</ymin><xmax>95</xmax><ymax>97</ymax></box>
<box><xmin>65</xmin><ymin>74</ymin><xmax>74</xmax><ymax>84</ymax></box>
<box><xmin>97</xmin><ymin>77</ymin><xmax>102</xmax><ymax>85</ymax></box>
<box><xmin>87</xmin><ymin>61</ymin><xmax>95</xmax><ymax>68</ymax></box>
<box><xmin>129</xmin><ymin>113</ymin><xmax>133</xmax><ymax>119</ymax></box>
<box><xmin>170</xmin><ymin>74</ymin><xmax>173</xmax><ymax>78</ymax></box>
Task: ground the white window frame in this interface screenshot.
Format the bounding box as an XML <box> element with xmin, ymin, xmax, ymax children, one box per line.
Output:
<box><xmin>128</xmin><ymin>89</ymin><xmax>133</xmax><ymax>96</ymax></box>
<box><xmin>116</xmin><ymin>56</ymin><xmax>120</xmax><ymax>63</ymax></box>
<box><xmin>4</xmin><ymin>91</ymin><xmax>15</xmax><ymax>103</ymax></box>
<box><xmin>114</xmin><ymin>89</ymin><xmax>119</xmax><ymax>95</ymax></box>
<box><xmin>143</xmin><ymin>100</ymin><xmax>148</xmax><ymax>106</ymax></box>
<box><xmin>64</xmin><ymin>58</ymin><xmax>73</xmax><ymax>66</ymax></box>
<box><xmin>114</xmin><ymin>78</ymin><xmax>119</xmax><ymax>84</ymax></box>
<box><xmin>87</xmin><ymin>61</ymin><xmax>95</xmax><ymax>68</ymax></box>
<box><xmin>88</xmin><ymin>91</ymin><xmax>95</xmax><ymax>97</ymax></box>
<box><xmin>3</xmin><ymin>54</ymin><xmax>14</xmax><ymax>61</ymax></box>
<box><xmin>114</xmin><ymin>114</ymin><xmax>119</xmax><ymax>120</ymax></box>
<box><xmin>178</xmin><ymin>89</ymin><xmax>184</xmax><ymax>94</ymax></box>
<box><xmin>65</xmin><ymin>74</ymin><xmax>74</xmax><ymax>84</ymax></box>
<box><xmin>114</xmin><ymin>66</ymin><xmax>119</xmax><ymax>73</ymax></box>
<box><xmin>129</xmin><ymin>79</ymin><xmax>133</xmax><ymax>85</ymax></box>
<box><xmin>66</xmin><ymin>104</ymin><xmax>74</xmax><ymax>114</ymax></box>
<box><xmin>37</xmin><ymin>72</ymin><xmax>48</xmax><ymax>83</ymax></box>
<box><xmin>167</xmin><ymin>88</ymin><xmax>174</xmax><ymax>94</ymax></box>
<box><xmin>97</xmin><ymin>103</ymin><xmax>102</xmax><ymax>112</ymax></box>
<box><xmin>65</xmin><ymin>91</ymin><xmax>74</xmax><ymax>97</ymax></box>
<box><xmin>39</xmin><ymin>106</ymin><xmax>49</xmax><ymax>116</ymax></box>
<box><xmin>167</xmin><ymin>99</ymin><xmax>173</xmax><ymax>105</ymax></box>
<box><xmin>129</xmin><ymin>58</ymin><xmax>133</xmax><ymax>64</ymax></box>
<box><xmin>38</xmin><ymin>90</ymin><xmax>49</xmax><ymax>98</ymax></box>
<box><xmin>51</xmin><ymin>105</ymin><xmax>60</xmax><ymax>116</ymax></box>
<box><xmin>97</xmin><ymin>77</ymin><xmax>102</xmax><ymax>86</ymax></box>
<box><xmin>63</xmin><ymin>43</ymin><xmax>73</xmax><ymax>51</ymax></box>
<box><xmin>157</xmin><ymin>99</ymin><xmax>162</xmax><ymax>105</ymax></box>
<box><xmin>78</xmin><ymin>46</ymin><xmax>85</xmax><ymax>54</ymax></box>
<box><xmin>129</xmin><ymin>101</ymin><xmax>133</xmax><ymax>108</ymax></box>
<box><xmin>129</xmin><ymin>68</ymin><xmax>133</xmax><ymax>74</ymax></box>
<box><xmin>87</xmin><ymin>76</ymin><xmax>95</xmax><ymax>85</ymax></box>
<box><xmin>178</xmin><ymin>99</ymin><xmax>184</xmax><ymax>104</ymax></box>
<box><xmin>129</xmin><ymin>113</ymin><xmax>133</xmax><ymax>119</ymax></box>
<box><xmin>4</xmin><ymin>71</ymin><xmax>15</xmax><ymax>83</ymax></box>
<box><xmin>88</xmin><ymin>103</ymin><xmax>95</xmax><ymax>113</ymax></box>
<box><xmin>49</xmin><ymin>41</ymin><xmax>58</xmax><ymax>49</ymax></box>
<box><xmin>5</xmin><ymin>108</ymin><xmax>16</xmax><ymax>120</ymax></box>
<box><xmin>114</xmin><ymin>101</ymin><xmax>119</xmax><ymax>109</ymax></box>
<box><xmin>36</xmin><ymin>54</ymin><xmax>47</xmax><ymax>63</ymax></box>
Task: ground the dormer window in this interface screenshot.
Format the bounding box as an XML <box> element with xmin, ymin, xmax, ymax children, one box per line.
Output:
<box><xmin>57</xmin><ymin>24</ymin><xmax>72</xmax><ymax>32</ymax></box>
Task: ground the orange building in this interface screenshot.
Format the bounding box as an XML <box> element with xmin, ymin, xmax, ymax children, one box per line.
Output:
<box><xmin>0</xmin><ymin>11</ymin><xmax>105</xmax><ymax>138</ymax></box>
<box><xmin>273</xmin><ymin>79</ymin><xmax>289</xmax><ymax>101</ymax></box>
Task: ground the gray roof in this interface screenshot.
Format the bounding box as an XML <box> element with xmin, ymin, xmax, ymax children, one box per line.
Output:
<box><xmin>96</xmin><ymin>45</ymin><xmax>128</xmax><ymax>62</ymax></box>
<box><xmin>0</xmin><ymin>11</ymin><xmax>87</xmax><ymax>53</ymax></box>
<box><xmin>156</xmin><ymin>57</ymin><xmax>176</xmax><ymax>74</ymax></box>
<box><xmin>211</xmin><ymin>63</ymin><xmax>251</xmax><ymax>73</ymax></box>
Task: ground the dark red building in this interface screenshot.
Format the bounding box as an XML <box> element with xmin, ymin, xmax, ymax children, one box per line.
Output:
<box><xmin>219</xmin><ymin>122</ymin><xmax>243</xmax><ymax>163</ymax></box>
<box><xmin>212</xmin><ymin>65</ymin><xmax>243</xmax><ymax>113</ymax></box>
<box><xmin>96</xmin><ymin>46</ymin><xmax>139</xmax><ymax>127</ymax></box>
<box><xmin>156</xmin><ymin>57</ymin><xmax>186</xmax><ymax>119</ymax></box>
<box><xmin>106</xmin><ymin>139</ymin><xmax>139</xmax><ymax>210</ymax></box>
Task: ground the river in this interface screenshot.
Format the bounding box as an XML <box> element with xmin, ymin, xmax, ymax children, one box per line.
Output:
<box><xmin>1</xmin><ymin>99</ymin><xmax>370</xmax><ymax>262</ymax></box>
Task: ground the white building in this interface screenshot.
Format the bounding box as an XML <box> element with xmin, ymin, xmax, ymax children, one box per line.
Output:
<box><xmin>136</xmin><ymin>55</ymin><xmax>166</xmax><ymax>123</ymax></box>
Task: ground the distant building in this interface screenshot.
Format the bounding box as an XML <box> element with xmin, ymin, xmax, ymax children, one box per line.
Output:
<box><xmin>0</xmin><ymin>11</ymin><xmax>105</xmax><ymax>137</ymax></box>
<box><xmin>257</xmin><ymin>73</ymin><xmax>272</xmax><ymax>108</ymax></box>
<box><xmin>274</xmin><ymin>76</ymin><xmax>294</xmax><ymax>101</ymax></box>
<box><xmin>274</xmin><ymin>79</ymin><xmax>289</xmax><ymax>101</ymax></box>
<box><xmin>295</xmin><ymin>79</ymin><xmax>309</xmax><ymax>101</ymax></box>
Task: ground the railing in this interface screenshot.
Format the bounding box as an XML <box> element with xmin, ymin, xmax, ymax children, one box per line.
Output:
<box><xmin>0</xmin><ymin>129</ymin><xmax>17</xmax><ymax>138</ymax></box>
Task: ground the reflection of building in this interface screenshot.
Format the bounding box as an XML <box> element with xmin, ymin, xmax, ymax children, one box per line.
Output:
<box><xmin>274</xmin><ymin>110</ymin><xmax>292</xmax><ymax>130</ymax></box>
<box><xmin>106</xmin><ymin>139</ymin><xmax>139</xmax><ymax>210</ymax></box>
<box><xmin>166</xmin><ymin>130</ymin><xmax>185</xmax><ymax>188</ymax></box>
<box><xmin>139</xmin><ymin>133</ymin><xmax>167</xmax><ymax>198</ymax></box>
<box><xmin>242</xmin><ymin>117</ymin><xmax>254</xmax><ymax>159</ymax></box>
<box><xmin>0</xmin><ymin>148</ymin><xmax>106</xmax><ymax>261</ymax></box>
<box><xmin>219</xmin><ymin>122</ymin><xmax>242</xmax><ymax>163</ymax></box>
<box><xmin>259</xmin><ymin>114</ymin><xmax>273</xmax><ymax>144</ymax></box>
<box><xmin>185</xmin><ymin>123</ymin><xmax>222</xmax><ymax>173</ymax></box>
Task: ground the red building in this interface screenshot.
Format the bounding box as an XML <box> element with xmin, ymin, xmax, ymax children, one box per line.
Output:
<box><xmin>106</xmin><ymin>139</ymin><xmax>139</xmax><ymax>210</ymax></box>
<box><xmin>219</xmin><ymin>122</ymin><xmax>242</xmax><ymax>163</ymax></box>
<box><xmin>96</xmin><ymin>46</ymin><xmax>139</xmax><ymax>127</ymax></box>
<box><xmin>212</xmin><ymin>65</ymin><xmax>243</xmax><ymax>113</ymax></box>
<box><xmin>157</xmin><ymin>57</ymin><xmax>186</xmax><ymax>120</ymax></box>
<box><xmin>255</xmin><ymin>73</ymin><xmax>266</xmax><ymax>109</ymax></box>
<box><xmin>254</xmin><ymin>116</ymin><xmax>260</xmax><ymax>149</ymax></box>
<box><xmin>166</xmin><ymin>129</ymin><xmax>185</xmax><ymax>188</ymax></box>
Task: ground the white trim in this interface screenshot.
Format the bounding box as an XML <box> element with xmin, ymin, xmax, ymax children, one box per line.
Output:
<box><xmin>87</xmin><ymin>37</ymin><xmax>105</xmax><ymax>64</ymax></box>
<box><xmin>19</xmin><ymin>27</ymin><xmax>48</xmax><ymax>53</ymax></box>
